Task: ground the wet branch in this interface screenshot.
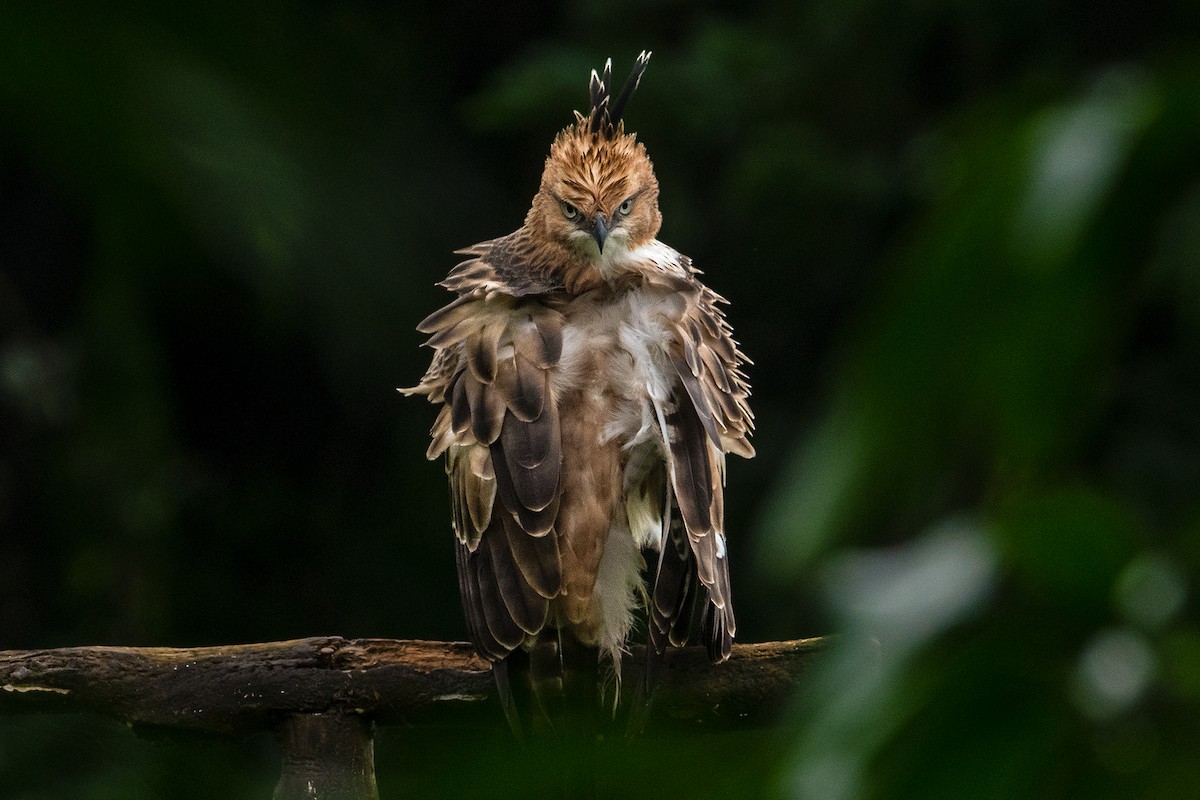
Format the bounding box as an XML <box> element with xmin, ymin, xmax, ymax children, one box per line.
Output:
<box><xmin>0</xmin><ymin>636</ymin><xmax>826</xmax><ymax>799</ymax></box>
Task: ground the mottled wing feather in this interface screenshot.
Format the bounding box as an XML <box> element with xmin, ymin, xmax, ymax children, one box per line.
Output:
<box><xmin>490</xmin><ymin>447</ymin><xmax>561</xmax><ymax>536</ymax></box>
<box><xmin>402</xmin><ymin>347</ymin><xmax>459</xmax><ymax>404</ymax></box>
<box><xmin>464</xmin><ymin>372</ymin><xmax>505</xmax><ymax>445</ymax></box>
<box><xmin>512</xmin><ymin>313</ymin><xmax>560</xmax><ymax>369</ymax></box>
<box><xmin>481</xmin><ymin>521</ymin><xmax>550</xmax><ymax>635</ymax></box>
<box><xmin>471</xmin><ymin>529</ymin><xmax>526</xmax><ymax>650</ymax></box>
<box><xmin>442</xmin><ymin>233</ymin><xmax>564</xmax><ymax>298</ymax></box>
<box><xmin>648</xmin><ymin>255</ymin><xmax>753</xmax><ymax>664</ymax></box>
<box><xmin>450</xmin><ymin>445</ymin><xmax>496</xmax><ymax>544</ymax></box>
<box><xmin>651</xmin><ymin>508</ymin><xmax>695</xmax><ymax>654</ymax></box>
<box><xmin>455</xmin><ymin>537</ymin><xmax>507</xmax><ymax>661</ymax></box>
<box><xmin>663</xmin><ymin>391</ymin><xmax>714</xmax><ymax>538</ymax></box>
<box><xmin>494</xmin><ymin>351</ymin><xmax>547</xmax><ymax>422</ymax></box>
<box><xmin>424</xmin><ymin>319</ymin><xmax>474</xmax><ymax>350</ymax></box>
<box><xmin>408</xmin><ymin>276</ymin><xmax>567</xmax><ymax>662</ymax></box>
<box><xmin>449</xmin><ymin>372</ymin><xmax>471</xmax><ymax>435</ymax></box>
<box><xmin>532</xmin><ymin>312</ymin><xmax>564</xmax><ymax>364</ymax></box>
<box><xmin>492</xmin><ymin>404</ymin><xmax>561</xmax><ymax>511</ymax></box>
<box><xmin>501</xmin><ymin>511</ymin><xmax>562</xmax><ymax>599</ymax></box>
<box><xmin>671</xmin><ymin>349</ymin><xmax>723</xmax><ymax>449</ymax></box>
<box><xmin>701</xmin><ymin>591</ymin><xmax>734</xmax><ymax>662</ymax></box>
<box><xmin>466</xmin><ymin>320</ymin><xmax>504</xmax><ymax>383</ymax></box>
<box><xmin>416</xmin><ymin>294</ymin><xmax>477</xmax><ymax>335</ymax></box>
<box><xmin>698</xmin><ymin>344</ymin><xmax>731</xmax><ymax>392</ymax></box>
<box><xmin>682</xmin><ymin>291</ymin><xmax>755</xmax><ymax>452</ymax></box>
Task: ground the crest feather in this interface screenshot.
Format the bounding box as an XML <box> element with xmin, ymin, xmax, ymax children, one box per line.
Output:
<box><xmin>584</xmin><ymin>50</ymin><xmax>652</xmax><ymax>138</ymax></box>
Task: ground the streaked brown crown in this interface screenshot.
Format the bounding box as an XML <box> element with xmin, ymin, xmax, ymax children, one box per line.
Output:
<box><xmin>526</xmin><ymin>52</ymin><xmax>663</xmax><ymax>258</ymax></box>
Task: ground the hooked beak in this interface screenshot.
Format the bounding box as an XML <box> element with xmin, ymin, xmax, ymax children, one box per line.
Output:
<box><xmin>591</xmin><ymin>213</ymin><xmax>609</xmax><ymax>252</ymax></box>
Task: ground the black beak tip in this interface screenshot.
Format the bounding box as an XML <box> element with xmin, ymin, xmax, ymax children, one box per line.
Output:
<box><xmin>592</xmin><ymin>215</ymin><xmax>610</xmax><ymax>251</ymax></box>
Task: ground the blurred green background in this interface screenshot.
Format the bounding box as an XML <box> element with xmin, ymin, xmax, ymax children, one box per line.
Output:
<box><xmin>2</xmin><ymin>1</ymin><xmax>1199</xmax><ymax>797</ymax></box>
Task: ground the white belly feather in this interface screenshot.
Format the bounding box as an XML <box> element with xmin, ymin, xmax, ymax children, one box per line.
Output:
<box><xmin>551</xmin><ymin>281</ymin><xmax>680</xmax><ymax>660</ymax></box>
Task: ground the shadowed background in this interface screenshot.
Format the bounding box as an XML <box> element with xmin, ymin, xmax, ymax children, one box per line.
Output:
<box><xmin>2</xmin><ymin>1</ymin><xmax>1199</xmax><ymax>797</ymax></box>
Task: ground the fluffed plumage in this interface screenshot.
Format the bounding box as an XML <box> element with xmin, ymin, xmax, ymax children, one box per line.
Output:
<box><xmin>403</xmin><ymin>51</ymin><xmax>754</xmax><ymax>688</ymax></box>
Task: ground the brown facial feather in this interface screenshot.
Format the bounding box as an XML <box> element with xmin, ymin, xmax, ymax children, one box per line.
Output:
<box><xmin>529</xmin><ymin>129</ymin><xmax>663</xmax><ymax>253</ymax></box>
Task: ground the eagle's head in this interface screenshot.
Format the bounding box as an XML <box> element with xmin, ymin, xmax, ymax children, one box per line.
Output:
<box><xmin>527</xmin><ymin>52</ymin><xmax>662</xmax><ymax>264</ymax></box>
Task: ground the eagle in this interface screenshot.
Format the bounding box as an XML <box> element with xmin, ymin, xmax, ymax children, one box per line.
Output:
<box><xmin>403</xmin><ymin>52</ymin><xmax>754</xmax><ymax>717</ymax></box>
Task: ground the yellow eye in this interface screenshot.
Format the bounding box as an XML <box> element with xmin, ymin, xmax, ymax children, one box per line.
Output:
<box><xmin>618</xmin><ymin>198</ymin><xmax>633</xmax><ymax>215</ymax></box>
<box><xmin>561</xmin><ymin>202</ymin><xmax>579</xmax><ymax>220</ymax></box>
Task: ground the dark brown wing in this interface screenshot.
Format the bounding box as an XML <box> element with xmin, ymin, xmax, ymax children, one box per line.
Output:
<box><xmin>654</xmin><ymin>383</ymin><xmax>736</xmax><ymax>661</ymax></box>
<box><xmin>406</xmin><ymin>292</ymin><xmax>566</xmax><ymax>662</ymax></box>
<box><xmin>649</xmin><ymin>488</ymin><xmax>699</xmax><ymax>655</ymax></box>
<box><xmin>648</xmin><ymin>256</ymin><xmax>754</xmax><ymax>663</ymax></box>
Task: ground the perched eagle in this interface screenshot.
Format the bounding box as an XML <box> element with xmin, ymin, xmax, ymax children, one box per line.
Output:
<box><xmin>403</xmin><ymin>52</ymin><xmax>754</xmax><ymax>708</ymax></box>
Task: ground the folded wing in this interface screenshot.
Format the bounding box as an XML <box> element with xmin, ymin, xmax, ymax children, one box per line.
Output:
<box><xmin>404</xmin><ymin>288</ymin><xmax>567</xmax><ymax>662</ymax></box>
<box><xmin>645</xmin><ymin>260</ymin><xmax>755</xmax><ymax>663</ymax></box>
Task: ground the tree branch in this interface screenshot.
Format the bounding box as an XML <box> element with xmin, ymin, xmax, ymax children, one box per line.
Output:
<box><xmin>0</xmin><ymin>636</ymin><xmax>824</xmax><ymax>734</ymax></box>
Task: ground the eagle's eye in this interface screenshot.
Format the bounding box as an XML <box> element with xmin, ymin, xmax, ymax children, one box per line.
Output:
<box><xmin>618</xmin><ymin>198</ymin><xmax>634</xmax><ymax>216</ymax></box>
<box><xmin>561</xmin><ymin>202</ymin><xmax>579</xmax><ymax>220</ymax></box>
